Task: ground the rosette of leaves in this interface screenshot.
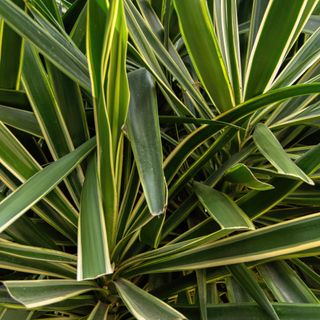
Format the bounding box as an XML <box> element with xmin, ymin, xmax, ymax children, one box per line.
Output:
<box><xmin>0</xmin><ymin>0</ymin><xmax>320</xmax><ymax>319</ymax></box>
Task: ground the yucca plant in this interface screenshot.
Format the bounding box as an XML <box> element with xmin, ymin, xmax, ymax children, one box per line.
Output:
<box><xmin>0</xmin><ymin>0</ymin><xmax>320</xmax><ymax>319</ymax></box>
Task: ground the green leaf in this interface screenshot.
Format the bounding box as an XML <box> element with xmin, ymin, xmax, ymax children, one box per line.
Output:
<box><xmin>174</xmin><ymin>0</ymin><xmax>234</xmax><ymax>112</ymax></box>
<box><xmin>238</xmin><ymin>142</ymin><xmax>320</xmax><ymax>219</ymax></box>
<box><xmin>0</xmin><ymin>309</ymin><xmax>33</xmax><ymax>320</ymax></box>
<box><xmin>0</xmin><ymin>239</ymin><xmax>76</xmax><ymax>264</ymax></box>
<box><xmin>226</xmin><ymin>277</ymin><xmax>253</xmax><ymax>303</ymax></box>
<box><xmin>0</xmin><ymin>0</ymin><xmax>24</xmax><ymax>89</ymax></box>
<box><xmin>228</xmin><ymin>264</ymin><xmax>279</xmax><ymax>320</ymax></box>
<box><xmin>164</xmin><ymin>83</ymin><xmax>320</xmax><ymax>183</ymax></box>
<box><xmin>106</xmin><ymin>0</ymin><xmax>130</xmax><ymax>153</ymax></box>
<box><xmin>253</xmin><ymin>123</ymin><xmax>314</xmax><ymax>185</ymax></box>
<box><xmin>193</xmin><ymin>181</ymin><xmax>254</xmax><ymax>230</ymax></box>
<box><xmin>126</xmin><ymin>69</ymin><xmax>167</xmax><ymax>216</ymax></box>
<box><xmin>46</xmin><ymin>63</ymin><xmax>89</xmax><ymax>149</ymax></box>
<box><xmin>245</xmin><ymin>0</ymin><xmax>269</xmax><ymax>57</ymax></box>
<box><xmin>22</xmin><ymin>42</ymin><xmax>82</xmax><ymax>204</ymax></box>
<box><xmin>0</xmin><ymin>106</ymin><xmax>42</xmax><ymax>137</ymax></box>
<box><xmin>78</xmin><ymin>155</ymin><xmax>113</xmax><ymax>281</ymax></box>
<box><xmin>125</xmin><ymin>0</ymin><xmax>212</xmax><ymax>118</ymax></box>
<box><xmin>244</xmin><ymin>1</ymin><xmax>318</xmax><ymax>98</ymax></box>
<box><xmin>0</xmin><ymin>137</ymin><xmax>95</xmax><ymax>233</ymax></box>
<box><xmin>0</xmin><ymin>251</ymin><xmax>75</xmax><ymax>279</ymax></box>
<box><xmin>292</xmin><ymin>259</ymin><xmax>320</xmax><ymax>287</ymax></box>
<box><xmin>86</xmin><ymin>0</ymin><xmax>129</xmax><ymax>249</ymax></box>
<box><xmin>272</xmin><ymin>101</ymin><xmax>320</xmax><ymax>129</ymax></box>
<box><xmin>304</xmin><ymin>15</ymin><xmax>320</xmax><ymax>34</ymax></box>
<box><xmin>0</xmin><ymin>122</ymin><xmax>78</xmax><ymax>231</ymax></box>
<box><xmin>140</xmin><ymin>213</ymin><xmax>166</xmax><ymax>249</ymax></box>
<box><xmin>3</xmin><ymin>280</ymin><xmax>96</xmax><ymax>308</ymax></box>
<box><xmin>114</xmin><ymin>278</ymin><xmax>186</xmax><ymax>320</ymax></box>
<box><xmin>177</xmin><ymin>303</ymin><xmax>320</xmax><ymax>320</ymax></box>
<box><xmin>224</xmin><ymin>163</ymin><xmax>274</xmax><ymax>190</ymax></box>
<box><xmin>123</xmin><ymin>212</ymin><xmax>320</xmax><ymax>275</ymax></box>
<box><xmin>258</xmin><ymin>261</ymin><xmax>318</xmax><ymax>303</ymax></box>
<box><xmin>272</xmin><ymin>27</ymin><xmax>320</xmax><ymax>89</ymax></box>
<box><xmin>196</xmin><ymin>269</ymin><xmax>208</xmax><ymax>320</ymax></box>
<box><xmin>87</xmin><ymin>301</ymin><xmax>110</xmax><ymax>320</ymax></box>
<box><xmin>0</xmin><ymin>0</ymin><xmax>90</xmax><ymax>90</ymax></box>
<box><xmin>214</xmin><ymin>0</ymin><xmax>242</xmax><ymax>103</ymax></box>
<box><xmin>0</xmin><ymin>89</ymin><xmax>29</xmax><ymax>109</ymax></box>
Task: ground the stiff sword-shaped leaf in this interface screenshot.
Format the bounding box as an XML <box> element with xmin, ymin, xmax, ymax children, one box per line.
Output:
<box><xmin>0</xmin><ymin>106</ymin><xmax>42</xmax><ymax>137</ymax></box>
<box><xmin>177</xmin><ymin>303</ymin><xmax>320</xmax><ymax>320</ymax></box>
<box><xmin>272</xmin><ymin>27</ymin><xmax>320</xmax><ymax>89</ymax></box>
<box><xmin>0</xmin><ymin>122</ymin><xmax>78</xmax><ymax>228</ymax></box>
<box><xmin>87</xmin><ymin>0</ymin><xmax>128</xmax><ymax>249</ymax></box>
<box><xmin>3</xmin><ymin>280</ymin><xmax>96</xmax><ymax>309</ymax></box>
<box><xmin>105</xmin><ymin>0</ymin><xmax>130</xmax><ymax>153</ymax></box>
<box><xmin>253</xmin><ymin>123</ymin><xmax>314</xmax><ymax>185</ymax></box>
<box><xmin>245</xmin><ymin>0</ymin><xmax>269</xmax><ymax>64</ymax></box>
<box><xmin>0</xmin><ymin>239</ymin><xmax>76</xmax><ymax>264</ymax></box>
<box><xmin>0</xmin><ymin>0</ymin><xmax>24</xmax><ymax>89</ymax></box>
<box><xmin>174</xmin><ymin>0</ymin><xmax>235</xmax><ymax>112</ymax></box>
<box><xmin>0</xmin><ymin>89</ymin><xmax>29</xmax><ymax>109</ymax></box>
<box><xmin>258</xmin><ymin>261</ymin><xmax>318</xmax><ymax>303</ymax></box>
<box><xmin>123</xmin><ymin>212</ymin><xmax>320</xmax><ymax>275</ymax></box>
<box><xmin>164</xmin><ymin>84</ymin><xmax>320</xmax><ymax>183</ymax></box>
<box><xmin>78</xmin><ymin>155</ymin><xmax>113</xmax><ymax>281</ymax></box>
<box><xmin>0</xmin><ymin>0</ymin><xmax>90</xmax><ymax>90</ymax></box>
<box><xmin>0</xmin><ymin>251</ymin><xmax>75</xmax><ymax>278</ymax></box>
<box><xmin>114</xmin><ymin>278</ymin><xmax>186</xmax><ymax>320</ymax></box>
<box><xmin>0</xmin><ymin>137</ymin><xmax>95</xmax><ymax>233</ymax></box>
<box><xmin>126</xmin><ymin>69</ymin><xmax>167</xmax><ymax>216</ymax></box>
<box><xmin>214</xmin><ymin>0</ymin><xmax>243</xmax><ymax>103</ymax></box>
<box><xmin>196</xmin><ymin>269</ymin><xmax>208</xmax><ymax>320</ymax></box>
<box><xmin>22</xmin><ymin>42</ymin><xmax>82</xmax><ymax>204</ymax></box>
<box><xmin>87</xmin><ymin>301</ymin><xmax>110</xmax><ymax>320</ymax></box>
<box><xmin>125</xmin><ymin>0</ymin><xmax>212</xmax><ymax>118</ymax></box>
<box><xmin>244</xmin><ymin>0</ymin><xmax>318</xmax><ymax>98</ymax></box>
<box><xmin>0</xmin><ymin>309</ymin><xmax>33</xmax><ymax>320</ymax></box>
<box><xmin>228</xmin><ymin>264</ymin><xmax>280</xmax><ymax>320</ymax></box>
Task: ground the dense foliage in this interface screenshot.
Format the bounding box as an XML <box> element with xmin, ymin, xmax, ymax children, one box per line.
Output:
<box><xmin>0</xmin><ymin>0</ymin><xmax>320</xmax><ymax>319</ymax></box>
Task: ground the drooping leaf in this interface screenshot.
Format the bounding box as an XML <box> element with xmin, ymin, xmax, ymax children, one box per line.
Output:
<box><xmin>224</xmin><ymin>163</ymin><xmax>274</xmax><ymax>190</ymax></box>
<box><xmin>126</xmin><ymin>68</ymin><xmax>167</xmax><ymax>216</ymax></box>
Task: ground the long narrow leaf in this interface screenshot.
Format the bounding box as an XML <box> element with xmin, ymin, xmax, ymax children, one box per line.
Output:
<box><xmin>0</xmin><ymin>138</ymin><xmax>95</xmax><ymax>233</ymax></box>
<box><xmin>114</xmin><ymin>278</ymin><xmax>186</xmax><ymax>320</ymax></box>
<box><xmin>78</xmin><ymin>155</ymin><xmax>113</xmax><ymax>280</ymax></box>
<box><xmin>126</xmin><ymin>69</ymin><xmax>167</xmax><ymax>216</ymax></box>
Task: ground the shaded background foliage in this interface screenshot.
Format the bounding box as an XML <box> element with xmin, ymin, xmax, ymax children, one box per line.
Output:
<box><xmin>0</xmin><ymin>0</ymin><xmax>320</xmax><ymax>319</ymax></box>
